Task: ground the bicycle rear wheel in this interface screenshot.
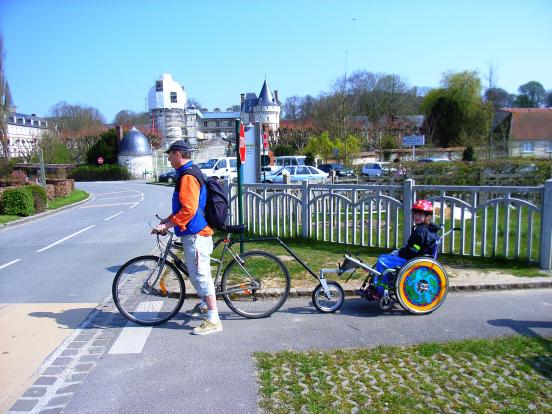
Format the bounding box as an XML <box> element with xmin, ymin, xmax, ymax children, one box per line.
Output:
<box><xmin>112</xmin><ymin>255</ymin><xmax>185</xmax><ymax>326</ymax></box>
<box><xmin>221</xmin><ymin>250</ymin><xmax>290</xmax><ymax>318</ymax></box>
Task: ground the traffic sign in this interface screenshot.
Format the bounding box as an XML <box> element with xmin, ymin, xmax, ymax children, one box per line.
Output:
<box><xmin>97</xmin><ymin>156</ymin><xmax>104</xmax><ymax>165</ymax></box>
<box><xmin>239</xmin><ymin>123</ymin><xmax>246</xmax><ymax>164</ymax></box>
<box><xmin>402</xmin><ymin>135</ymin><xmax>425</xmax><ymax>146</ymax></box>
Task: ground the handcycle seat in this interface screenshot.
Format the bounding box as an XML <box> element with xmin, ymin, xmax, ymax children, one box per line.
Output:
<box><xmin>222</xmin><ymin>224</ymin><xmax>247</xmax><ymax>234</ymax></box>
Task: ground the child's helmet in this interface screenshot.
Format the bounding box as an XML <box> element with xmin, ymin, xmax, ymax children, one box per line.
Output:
<box><xmin>412</xmin><ymin>199</ymin><xmax>433</xmax><ymax>214</ymax></box>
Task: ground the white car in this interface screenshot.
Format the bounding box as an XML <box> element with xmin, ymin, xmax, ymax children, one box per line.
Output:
<box><xmin>200</xmin><ymin>157</ymin><xmax>237</xmax><ymax>180</ymax></box>
<box><xmin>262</xmin><ymin>166</ymin><xmax>328</xmax><ymax>183</ymax></box>
<box><xmin>361</xmin><ymin>162</ymin><xmax>395</xmax><ymax>177</ymax></box>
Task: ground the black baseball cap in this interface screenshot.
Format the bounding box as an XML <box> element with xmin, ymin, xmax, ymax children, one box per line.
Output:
<box><xmin>165</xmin><ymin>140</ymin><xmax>192</xmax><ymax>153</ymax></box>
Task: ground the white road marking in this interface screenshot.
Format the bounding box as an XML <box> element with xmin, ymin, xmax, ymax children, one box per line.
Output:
<box><xmin>97</xmin><ymin>195</ymin><xmax>143</xmax><ymax>201</ymax></box>
<box><xmin>79</xmin><ymin>202</ymin><xmax>137</xmax><ymax>208</ymax></box>
<box><xmin>0</xmin><ymin>259</ymin><xmax>21</xmax><ymax>270</ymax></box>
<box><xmin>108</xmin><ymin>301</ymin><xmax>163</xmax><ymax>354</ymax></box>
<box><xmin>104</xmin><ymin>211</ymin><xmax>124</xmax><ymax>221</ymax></box>
<box><xmin>96</xmin><ymin>190</ymin><xmax>137</xmax><ymax>196</ymax></box>
<box><xmin>36</xmin><ymin>225</ymin><xmax>96</xmax><ymax>252</ymax></box>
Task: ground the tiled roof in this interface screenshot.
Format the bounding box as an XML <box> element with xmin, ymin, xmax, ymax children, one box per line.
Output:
<box><xmin>500</xmin><ymin>108</ymin><xmax>552</xmax><ymax>140</ymax></box>
<box><xmin>202</xmin><ymin>111</ymin><xmax>241</xmax><ymax>119</ymax></box>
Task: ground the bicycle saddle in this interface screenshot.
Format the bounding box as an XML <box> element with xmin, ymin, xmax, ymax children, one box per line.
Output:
<box><xmin>223</xmin><ymin>224</ymin><xmax>247</xmax><ymax>234</ymax></box>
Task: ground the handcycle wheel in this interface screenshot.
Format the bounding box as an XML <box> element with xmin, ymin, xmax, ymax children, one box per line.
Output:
<box><xmin>312</xmin><ymin>281</ymin><xmax>344</xmax><ymax>313</ymax></box>
<box><xmin>221</xmin><ymin>250</ymin><xmax>290</xmax><ymax>318</ymax></box>
<box><xmin>112</xmin><ymin>255</ymin><xmax>186</xmax><ymax>326</ymax></box>
<box><xmin>395</xmin><ymin>257</ymin><xmax>448</xmax><ymax>314</ymax></box>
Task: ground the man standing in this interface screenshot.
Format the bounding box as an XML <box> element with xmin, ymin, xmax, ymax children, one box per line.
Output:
<box><xmin>152</xmin><ymin>140</ymin><xmax>222</xmax><ymax>335</ymax></box>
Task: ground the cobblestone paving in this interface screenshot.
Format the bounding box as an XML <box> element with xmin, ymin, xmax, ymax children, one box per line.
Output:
<box><xmin>255</xmin><ymin>337</ymin><xmax>552</xmax><ymax>413</ymax></box>
<box><xmin>6</xmin><ymin>299</ymin><xmax>125</xmax><ymax>414</ymax></box>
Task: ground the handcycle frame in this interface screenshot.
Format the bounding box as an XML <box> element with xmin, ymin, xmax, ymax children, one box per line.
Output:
<box><xmin>312</xmin><ymin>225</ymin><xmax>462</xmax><ymax>314</ymax></box>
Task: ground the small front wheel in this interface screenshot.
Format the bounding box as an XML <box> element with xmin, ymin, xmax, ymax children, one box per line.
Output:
<box><xmin>312</xmin><ymin>281</ymin><xmax>344</xmax><ymax>313</ymax></box>
<box><xmin>112</xmin><ymin>255</ymin><xmax>185</xmax><ymax>326</ymax></box>
<box><xmin>221</xmin><ymin>250</ymin><xmax>290</xmax><ymax>318</ymax></box>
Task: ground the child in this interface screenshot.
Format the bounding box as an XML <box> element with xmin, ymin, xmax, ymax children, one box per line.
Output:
<box><xmin>370</xmin><ymin>199</ymin><xmax>440</xmax><ymax>298</ymax></box>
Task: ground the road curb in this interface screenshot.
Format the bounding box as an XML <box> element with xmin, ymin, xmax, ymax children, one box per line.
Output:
<box><xmin>0</xmin><ymin>193</ymin><xmax>91</xmax><ymax>229</ymax></box>
<box><xmin>286</xmin><ymin>280</ymin><xmax>552</xmax><ymax>297</ymax></box>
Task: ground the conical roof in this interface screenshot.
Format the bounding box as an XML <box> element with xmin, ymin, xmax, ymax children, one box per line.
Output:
<box><xmin>118</xmin><ymin>127</ymin><xmax>153</xmax><ymax>156</ymax></box>
<box><xmin>257</xmin><ymin>80</ymin><xmax>279</xmax><ymax>107</ymax></box>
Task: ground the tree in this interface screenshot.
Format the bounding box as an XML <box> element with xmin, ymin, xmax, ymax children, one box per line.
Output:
<box><xmin>114</xmin><ymin>110</ymin><xmax>149</xmax><ymax>127</ymax></box>
<box><xmin>484</xmin><ymin>87</ymin><xmax>512</xmax><ymax>110</ymax></box>
<box><xmin>226</xmin><ymin>105</ymin><xmax>241</xmax><ymax>112</ymax></box>
<box><xmin>282</xmin><ymin>96</ymin><xmax>302</xmax><ymax>120</ymax></box>
<box><xmin>86</xmin><ymin>129</ymin><xmax>117</xmax><ymax>165</ymax></box>
<box><xmin>34</xmin><ymin>133</ymin><xmax>73</xmax><ymax>164</ymax></box>
<box><xmin>48</xmin><ymin>101</ymin><xmax>106</xmax><ymax>163</ymax></box>
<box><xmin>187</xmin><ymin>98</ymin><xmax>202</xmax><ymax>108</ymax></box>
<box><xmin>421</xmin><ymin>71</ymin><xmax>490</xmax><ymax>148</ymax></box>
<box><xmin>546</xmin><ymin>90</ymin><xmax>552</xmax><ymax>108</ymax></box>
<box><xmin>48</xmin><ymin>101</ymin><xmax>105</xmax><ymax>134</ymax></box>
<box><xmin>0</xmin><ymin>32</ymin><xmax>13</xmax><ymax>158</ymax></box>
<box><xmin>515</xmin><ymin>81</ymin><xmax>545</xmax><ymax>108</ymax></box>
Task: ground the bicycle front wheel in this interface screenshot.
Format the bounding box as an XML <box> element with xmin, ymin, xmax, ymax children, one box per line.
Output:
<box><xmin>112</xmin><ymin>255</ymin><xmax>185</xmax><ymax>326</ymax></box>
<box><xmin>221</xmin><ymin>250</ymin><xmax>290</xmax><ymax>318</ymax></box>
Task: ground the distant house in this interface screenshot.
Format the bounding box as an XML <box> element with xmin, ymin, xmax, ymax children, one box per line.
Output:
<box><xmin>492</xmin><ymin>108</ymin><xmax>552</xmax><ymax>158</ymax></box>
<box><xmin>1</xmin><ymin>112</ymin><xmax>50</xmax><ymax>158</ymax></box>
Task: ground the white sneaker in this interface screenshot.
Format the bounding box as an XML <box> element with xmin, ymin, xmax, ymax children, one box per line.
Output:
<box><xmin>192</xmin><ymin>319</ymin><xmax>223</xmax><ymax>335</ymax></box>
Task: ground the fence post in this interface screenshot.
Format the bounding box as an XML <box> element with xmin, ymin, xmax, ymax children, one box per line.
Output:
<box><xmin>539</xmin><ymin>179</ymin><xmax>552</xmax><ymax>270</ymax></box>
<box><xmin>224</xmin><ymin>178</ymin><xmax>232</xmax><ymax>225</ymax></box>
<box><xmin>403</xmin><ymin>178</ymin><xmax>414</xmax><ymax>244</ymax></box>
<box><xmin>301</xmin><ymin>180</ymin><xmax>309</xmax><ymax>238</ymax></box>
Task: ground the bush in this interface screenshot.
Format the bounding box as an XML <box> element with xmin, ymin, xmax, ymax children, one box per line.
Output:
<box><xmin>1</xmin><ymin>187</ymin><xmax>35</xmax><ymax>216</ymax></box>
<box><xmin>28</xmin><ymin>184</ymin><xmax>48</xmax><ymax>213</ymax></box>
<box><xmin>86</xmin><ymin>129</ymin><xmax>118</xmax><ymax>165</ymax></box>
<box><xmin>68</xmin><ymin>164</ymin><xmax>131</xmax><ymax>181</ymax></box>
<box><xmin>462</xmin><ymin>146</ymin><xmax>476</xmax><ymax>161</ymax></box>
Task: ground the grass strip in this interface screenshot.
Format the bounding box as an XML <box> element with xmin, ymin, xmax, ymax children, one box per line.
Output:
<box><xmin>255</xmin><ymin>335</ymin><xmax>551</xmax><ymax>413</ymax></box>
<box><xmin>47</xmin><ymin>189</ymin><xmax>89</xmax><ymax>210</ymax></box>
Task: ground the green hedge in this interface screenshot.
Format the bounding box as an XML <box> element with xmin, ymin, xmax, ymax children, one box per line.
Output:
<box><xmin>404</xmin><ymin>159</ymin><xmax>552</xmax><ymax>186</ymax></box>
<box><xmin>68</xmin><ymin>164</ymin><xmax>131</xmax><ymax>181</ymax></box>
<box><xmin>28</xmin><ymin>184</ymin><xmax>48</xmax><ymax>213</ymax></box>
<box><xmin>2</xmin><ymin>187</ymin><xmax>35</xmax><ymax>216</ymax></box>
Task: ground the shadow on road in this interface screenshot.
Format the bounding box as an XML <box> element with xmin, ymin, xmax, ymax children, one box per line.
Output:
<box><xmin>488</xmin><ymin>318</ymin><xmax>552</xmax><ymax>379</ymax></box>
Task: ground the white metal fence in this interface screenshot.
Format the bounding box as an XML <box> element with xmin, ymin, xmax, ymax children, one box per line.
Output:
<box><xmin>225</xmin><ymin>179</ymin><xmax>552</xmax><ymax>270</ymax></box>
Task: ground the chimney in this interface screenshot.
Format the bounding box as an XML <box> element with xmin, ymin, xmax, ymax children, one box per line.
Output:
<box><xmin>274</xmin><ymin>90</ymin><xmax>279</xmax><ymax>103</ymax></box>
<box><xmin>116</xmin><ymin>125</ymin><xmax>124</xmax><ymax>141</ymax></box>
<box><xmin>240</xmin><ymin>93</ymin><xmax>245</xmax><ymax>104</ymax></box>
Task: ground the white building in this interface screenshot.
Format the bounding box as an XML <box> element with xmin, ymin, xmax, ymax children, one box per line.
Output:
<box><xmin>147</xmin><ymin>74</ymin><xmax>280</xmax><ymax>162</ymax></box>
<box><xmin>1</xmin><ymin>112</ymin><xmax>49</xmax><ymax>158</ymax></box>
<box><xmin>117</xmin><ymin>127</ymin><xmax>154</xmax><ymax>178</ymax></box>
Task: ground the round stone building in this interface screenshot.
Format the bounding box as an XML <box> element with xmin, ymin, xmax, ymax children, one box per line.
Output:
<box><xmin>118</xmin><ymin>127</ymin><xmax>154</xmax><ymax>178</ymax></box>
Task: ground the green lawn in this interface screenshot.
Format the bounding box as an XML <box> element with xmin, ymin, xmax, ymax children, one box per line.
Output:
<box><xmin>212</xmin><ymin>235</ymin><xmax>545</xmax><ymax>281</ymax></box>
<box><xmin>255</xmin><ymin>335</ymin><xmax>552</xmax><ymax>413</ymax></box>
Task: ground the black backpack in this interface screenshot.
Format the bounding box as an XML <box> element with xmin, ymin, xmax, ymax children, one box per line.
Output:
<box><xmin>175</xmin><ymin>164</ymin><xmax>229</xmax><ymax>230</ymax></box>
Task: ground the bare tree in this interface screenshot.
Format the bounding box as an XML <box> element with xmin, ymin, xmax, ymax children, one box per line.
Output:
<box><xmin>0</xmin><ymin>32</ymin><xmax>13</xmax><ymax>158</ymax></box>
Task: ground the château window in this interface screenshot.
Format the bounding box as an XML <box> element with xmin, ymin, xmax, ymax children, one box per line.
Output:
<box><xmin>156</xmin><ymin>81</ymin><xmax>163</xmax><ymax>92</ymax></box>
<box><xmin>170</xmin><ymin>92</ymin><xmax>177</xmax><ymax>103</ymax></box>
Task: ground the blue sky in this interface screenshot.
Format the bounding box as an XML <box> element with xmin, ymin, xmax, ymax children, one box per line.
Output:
<box><xmin>1</xmin><ymin>0</ymin><xmax>551</xmax><ymax>122</ymax></box>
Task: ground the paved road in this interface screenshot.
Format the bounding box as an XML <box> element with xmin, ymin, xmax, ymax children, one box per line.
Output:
<box><xmin>0</xmin><ymin>180</ymin><xmax>173</xmax><ymax>411</ymax></box>
<box><xmin>16</xmin><ymin>288</ymin><xmax>552</xmax><ymax>414</ymax></box>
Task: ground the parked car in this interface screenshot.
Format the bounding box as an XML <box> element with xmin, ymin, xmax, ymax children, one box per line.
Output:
<box><xmin>200</xmin><ymin>157</ymin><xmax>237</xmax><ymax>180</ymax></box>
<box><xmin>318</xmin><ymin>163</ymin><xmax>355</xmax><ymax>177</ymax></box>
<box><xmin>417</xmin><ymin>157</ymin><xmax>451</xmax><ymax>163</ymax></box>
<box><xmin>158</xmin><ymin>169</ymin><xmax>177</xmax><ymax>183</ymax></box>
<box><xmin>262</xmin><ymin>166</ymin><xmax>328</xmax><ymax>183</ymax></box>
<box><xmin>361</xmin><ymin>162</ymin><xmax>393</xmax><ymax>177</ymax></box>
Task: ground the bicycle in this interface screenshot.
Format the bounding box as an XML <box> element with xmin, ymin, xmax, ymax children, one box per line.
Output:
<box><xmin>112</xmin><ymin>224</ymin><xmax>291</xmax><ymax>326</ymax></box>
